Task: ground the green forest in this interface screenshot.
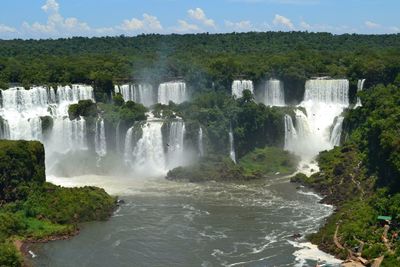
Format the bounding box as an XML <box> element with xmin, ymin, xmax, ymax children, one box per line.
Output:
<box><xmin>0</xmin><ymin>32</ymin><xmax>400</xmax><ymax>104</ymax></box>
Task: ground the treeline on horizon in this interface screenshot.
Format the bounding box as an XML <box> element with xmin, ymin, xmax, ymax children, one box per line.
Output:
<box><xmin>0</xmin><ymin>31</ymin><xmax>399</xmax><ymax>103</ymax></box>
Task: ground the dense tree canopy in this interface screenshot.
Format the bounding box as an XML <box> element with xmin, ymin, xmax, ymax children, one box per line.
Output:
<box><xmin>0</xmin><ymin>32</ymin><xmax>399</xmax><ymax>103</ymax></box>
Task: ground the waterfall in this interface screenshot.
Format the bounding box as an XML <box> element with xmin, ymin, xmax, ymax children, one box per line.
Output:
<box><xmin>158</xmin><ymin>81</ymin><xmax>188</xmax><ymax>104</ymax></box>
<box><xmin>329</xmin><ymin>116</ymin><xmax>344</xmax><ymax>146</ymax></box>
<box><xmin>284</xmin><ymin>114</ymin><xmax>297</xmax><ymax>152</ymax></box>
<box><xmin>229</xmin><ymin>127</ymin><xmax>236</xmax><ymax>163</ymax></box>
<box><xmin>0</xmin><ymin>85</ymin><xmax>94</xmax><ymax>168</ymax></box>
<box><xmin>355</xmin><ymin>79</ymin><xmax>365</xmax><ymax>108</ymax></box>
<box><xmin>263</xmin><ymin>79</ymin><xmax>285</xmax><ymax>106</ymax></box>
<box><xmin>304</xmin><ymin>79</ymin><xmax>349</xmax><ymax>105</ymax></box>
<box><xmin>116</xmin><ymin>120</ymin><xmax>121</xmax><ymax>154</ymax></box>
<box><xmin>124</xmin><ymin>127</ymin><xmax>134</xmax><ymax>165</ymax></box>
<box><xmin>95</xmin><ymin>117</ymin><xmax>107</xmax><ymax>157</ymax></box>
<box><xmin>134</xmin><ymin>84</ymin><xmax>154</xmax><ymax>107</ymax></box>
<box><xmin>50</xmin><ymin>116</ymin><xmax>88</xmax><ymax>152</ymax></box>
<box><xmin>198</xmin><ymin>127</ymin><xmax>204</xmax><ymax>157</ymax></box>
<box><xmin>115</xmin><ymin>84</ymin><xmax>154</xmax><ymax>107</ymax></box>
<box><xmin>284</xmin><ymin>79</ymin><xmax>349</xmax><ymax>173</ymax></box>
<box><xmin>130</xmin><ymin>121</ymin><xmax>167</xmax><ymax>176</ymax></box>
<box><xmin>232</xmin><ymin>80</ymin><xmax>254</xmax><ymax>98</ymax></box>
<box><xmin>166</xmin><ymin>121</ymin><xmax>186</xmax><ymax>169</ymax></box>
<box><xmin>0</xmin><ymin>118</ymin><xmax>10</xmax><ymax>139</ymax></box>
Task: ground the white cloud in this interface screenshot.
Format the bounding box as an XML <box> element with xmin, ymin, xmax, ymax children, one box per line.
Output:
<box><xmin>175</xmin><ymin>20</ymin><xmax>200</xmax><ymax>33</ymax></box>
<box><xmin>188</xmin><ymin>8</ymin><xmax>215</xmax><ymax>28</ymax></box>
<box><xmin>0</xmin><ymin>24</ymin><xmax>17</xmax><ymax>33</ymax></box>
<box><xmin>389</xmin><ymin>26</ymin><xmax>400</xmax><ymax>32</ymax></box>
<box><xmin>18</xmin><ymin>0</ymin><xmax>164</xmax><ymax>38</ymax></box>
<box><xmin>41</xmin><ymin>0</ymin><xmax>59</xmax><ymax>13</ymax></box>
<box><xmin>118</xmin><ymin>14</ymin><xmax>162</xmax><ymax>32</ymax></box>
<box><xmin>225</xmin><ymin>20</ymin><xmax>253</xmax><ymax>32</ymax></box>
<box><xmin>23</xmin><ymin>0</ymin><xmax>91</xmax><ymax>37</ymax></box>
<box><xmin>273</xmin><ymin>14</ymin><xmax>294</xmax><ymax>30</ymax></box>
<box><xmin>300</xmin><ymin>20</ymin><xmax>311</xmax><ymax>30</ymax></box>
<box><xmin>120</xmin><ymin>18</ymin><xmax>144</xmax><ymax>31</ymax></box>
<box><xmin>365</xmin><ymin>21</ymin><xmax>380</xmax><ymax>29</ymax></box>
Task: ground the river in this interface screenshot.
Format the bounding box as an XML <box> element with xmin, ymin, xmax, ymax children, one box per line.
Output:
<box><xmin>31</xmin><ymin>175</ymin><xmax>341</xmax><ymax>267</ymax></box>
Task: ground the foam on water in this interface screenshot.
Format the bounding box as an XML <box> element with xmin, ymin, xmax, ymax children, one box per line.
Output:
<box><xmin>289</xmin><ymin>241</ymin><xmax>342</xmax><ymax>267</ymax></box>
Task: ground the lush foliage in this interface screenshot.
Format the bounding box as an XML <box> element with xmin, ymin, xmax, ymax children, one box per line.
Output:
<box><xmin>166</xmin><ymin>156</ymin><xmax>250</xmax><ymax>182</ymax></box>
<box><xmin>294</xmin><ymin>83</ymin><xmax>400</xmax><ymax>265</ymax></box>
<box><xmin>167</xmin><ymin>146</ymin><xmax>298</xmax><ymax>182</ymax></box>
<box><xmin>0</xmin><ymin>140</ymin><xmax>45</xmax><ymax>203</ymax></box>
<box><xmin>343</xmin><ymin>84</ymin><xmax>400</xmax><ymax>188</ymax></box>
<box><xmin>239</xmin><ymin>147</ymin><xmax>298</xmax><ymax>176</ymax></box>
<box><xmin>155</xmin><ymin>90</ymin><xmax>294</xmax><ymax>157</ymax></box>
<box><xmin>1</xmin><ymin>32</ymin><xmax>399</xmax><ymax>104</ymax></box>
<box><xmin>68</xmin><ymin>99</ymin><xmax>97</xmax><ymax>120</ymax></box>
<box><xmin>0</xmin><ymin>140</ymin><xmax>115</xmax><ymax>267</ymax></box>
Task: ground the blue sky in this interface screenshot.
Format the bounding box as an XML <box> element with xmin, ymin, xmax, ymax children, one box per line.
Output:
<box><xmin>0</xmin><ymin>0</ymin><xmax>399</xmax><ymax>39</ymax></box>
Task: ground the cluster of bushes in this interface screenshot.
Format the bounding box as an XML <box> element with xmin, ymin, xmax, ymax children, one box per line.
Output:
<box><xmin>167</xmin><ymin>146</ymin><xmax>299</xmax><ymax>182</ymax></box>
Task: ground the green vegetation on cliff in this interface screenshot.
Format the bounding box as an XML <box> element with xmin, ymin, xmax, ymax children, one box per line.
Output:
<box><xmin>0</xmin><ymin>140</ymin><xmax>115</xmax><ymax>267</ymax></box>
<box><xmin>292</xmin><ymin>82</ymin><xmax>400</xmax><ymax>266</ymax></box>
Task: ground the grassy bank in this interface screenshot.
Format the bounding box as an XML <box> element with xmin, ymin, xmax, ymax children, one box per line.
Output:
<box><xmin>166</xmin><ymin>146</ymin><xmax>298</xmax><ymax>182</ymax></box>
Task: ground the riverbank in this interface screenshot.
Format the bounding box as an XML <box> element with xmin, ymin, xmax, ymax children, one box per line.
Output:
<box><xmin>291</xmin><ymin>145</ymin><xmax>400</xmax><ymax>266</ymax></box>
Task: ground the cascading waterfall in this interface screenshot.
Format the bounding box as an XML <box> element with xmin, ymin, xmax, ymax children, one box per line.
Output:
<box><xmin>0</xmin><ymin>85</ymin><xmax>94</xmax><ymax>173</ymax></box>
<box><xmin>284</xmin><ymin>114</ymin><xmax>297</xmax><ymax>151</ymax></box>
<box><xmin>116</xmin><ymin>120</ymin><xmax>121</xmax><ymax>154</ymax></box>
<box><xmin>130</xmin><ymin>121</ymin><xmax>167</xmax><ymax>176</ymax></box>
<box><xmin>115</xmin><ymin>84</ymin><xmax>154</xmax><ymax>107</ymax></box>
<box><xmin>198</xmin><ymin>127</ymin><xmax>204</xmax><ymax>157</ymax></box>
<box><xmin>232</xmin><ymin>80</ymin><xmax>254</xmax><ymax>98</ymax></box>
<box><xmin>263</xmin><ymin>79</ymin><xmax>285</xmax><ymax>106</ymax></box>
<box><xmin>284</xmin><ymin>79</ymin><xmax>349</xmax><ymax>173</ymax></box>
<box><xmin>329</xmin><ymin>116</ymin><xmax>344</xmax><ymax>146</ymax></box>
<box><xmin>95</xmin><ymin>117</ymin><xmax>107</xmax><ymax>157</ymax></box>
<box><xmin>166</xmin><ymin>121</ymin><xmax>186</xmax><ymax>169</ymax></box>
<box><xmin>123</xmin><ymin>117</ymin><xmax>187</xmax><ymax>175</ymax></box>
<box><xmin>158</xmin><ymin>81</ymin><xmax>188</xmax><ymax>104</ymax></box>
<box><xmin>355</xmin><ymin>79</ymin><xmax>365</xmax><ymax>108</ymax></box>
<box><xmin>303</xmin><ymin>79</ymin><xmax>349</xmax><ymax>105</ymax></box>
<box><xmin>124</xmin><ymin>127</ymin><xmax>134</xmax><ymax>165</ymax></box>
<box><xmin>0</xmin><ymin>118</ymin><xmax>10</xmax><ymax>139</ymax></box>
<box><xmin>229</xmin><ymin>126</ymin><xmax>236</xmax><ymax>163</ymax></box>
